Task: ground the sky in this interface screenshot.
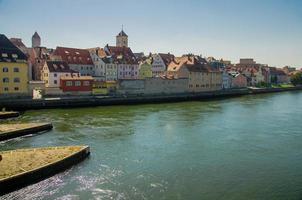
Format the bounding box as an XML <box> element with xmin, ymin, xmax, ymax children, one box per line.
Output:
<box><xmin>0</xmin><ymin>0</ymin><xmax>301</xmax><ymax>67</ymax></box>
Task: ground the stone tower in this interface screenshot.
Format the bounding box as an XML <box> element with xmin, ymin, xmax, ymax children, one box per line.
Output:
<box><xmin>32</xmin><ymin>31</ymin><xmax>41</xmax><ymax>48</ymax></box>
<box><xmin>116</xmin><ymin>28</ymin><xmax>128</xmax><ymax>47</ymax></box>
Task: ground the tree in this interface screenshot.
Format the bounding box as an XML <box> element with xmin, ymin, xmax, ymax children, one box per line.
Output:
<box><xmin>290</xmin><ymin>72</ymin><xmax>302</xmax><ymax>86</ymax></box>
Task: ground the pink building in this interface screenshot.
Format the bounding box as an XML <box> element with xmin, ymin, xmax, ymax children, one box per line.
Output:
<box><xmin>230</xmin><ymin>72</ymin><xmax>247</xmax><ymax>88</ymax></box>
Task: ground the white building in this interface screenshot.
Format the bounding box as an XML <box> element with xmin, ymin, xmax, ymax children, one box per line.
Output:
<box><xmin>103</xmin><ymin>45</ymin><xmax>139</xmax><ymax>80</ymax></box>
<box><xmin>150</xmin><ymin>53</ymin><xmax>174</xmax><ymax>77</ymax></box>
<box><xmin>41</xmin><ymin>61</ymin><xmax>79</xmax><ymax>88</ymax></box>
<box><xmin>53</xmin><ymin>47</ymin><xmax>95</xmax><ymax>76</ymax></box>
<box><xmin>88</xmin><ymin>48</ymin><xmax>106</xmax><ymax>81</ymax></box>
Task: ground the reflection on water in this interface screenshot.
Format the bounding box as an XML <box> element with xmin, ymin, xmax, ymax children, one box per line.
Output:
<box><xmin>1</xmin><ymin>91</ymin><xmax>302</xmax><ymax>199</ymax></box>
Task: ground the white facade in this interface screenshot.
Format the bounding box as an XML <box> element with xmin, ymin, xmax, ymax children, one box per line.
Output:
<box><xmin>105</xmin><ymin>63</ymin><xmax>118</xmax><ymax>81</ymax></box>
<box><xmin>41</xmin><ymin>64</ymin><xmax>79</xmax><ymax>88</ymax></box>
<box><xmin>117</xmin><ymin>64</ymin><xmax>139</xmax><ymax>79</ymax></box>
<box><xmin>151</xmin><ymin>54</ymin><xmax>167</xmax><ymax>77</ymax></box>
<box><xmin>69</xmin><ymin>64</ymin><xmax>94</xmax><ymax>76</ymax></box>
<box><xmin>89</xmin><ymin>51</ymin><xmax>106</xmax><ymax>81</ymax></box>
<box><xmin>222</xmin><ymin>69</ymin><xmax>231</xmax><ymax>89</ymax></box>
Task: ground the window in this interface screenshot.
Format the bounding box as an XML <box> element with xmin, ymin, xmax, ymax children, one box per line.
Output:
<box><xmin>3</xmin><ymin>67</ymin><xmax>8</xmax><ymax>72</ymax></box>
<box><xmin>75</xmin><ymin>81</ymin><xmax>81</xmax><ymax>86</ymax></box>
<box><xmin>14</xmin><ymin>67</ymin><xmax>19</xmax><ymax>72</ymax></box>
<box><xmin>12</xmin><ymin>54</ymin><xmax>18</xmax><ymax>59</ymax></box>
<box><xmin>14</xmin><ymin>78</ymin><xmax>20</xmax><ymax>83</ymax></box>
<box><xmin>2</xmin><ymin>53</ymin><xmax>8</xmax><ymax>57</ymax></box>
<box><xmin>3</xmin><ymin>78</ymin><xmax>9</xmax><ymax>83</ymax></box>
<box><xmin>54</xmin><ymin>73</ymin><xmax>57</xmax><ymax>77</ymax></box>
<box><xmin>14</xmin><ymin>87</ymin><xmax>19</xmax><ymax>91</ymax></box>
<box><xmin>4</xmin><ymin>87</ymin><xmax>8</xmax><ymax>91</ymax></box>
<box><xmin>66</xmin><ymin>81</ymin><xmax>72</xmax><ymax>86</ymax></box>
<box><xmin>83</xmin><ymin>81</ymin><xmax>90</xmax><ymax>86</ymax></box>
<box><xmin>54</xmin><ymin>80</ymin><xmax>57</xmax><ymax>84</ymax></box>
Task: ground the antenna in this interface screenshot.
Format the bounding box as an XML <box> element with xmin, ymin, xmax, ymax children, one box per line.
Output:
<box><xmin>122</xmin><ymin>24</ymin><xmax>123</xmax><ymax>31</ymax></box>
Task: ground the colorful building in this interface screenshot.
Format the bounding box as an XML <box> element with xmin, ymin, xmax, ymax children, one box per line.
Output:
<box><xmin>229</xmin><ymin>72</ymin><xmax>247</xmax><ymax>88</ymax></box>
<box><xmin>138</xmin><ymin>61</ymin><xmax>152</xmax><ymax>79</ymax></box>
<box><xmin>60</xmin><ymin>76</ymin><xmax>94</xmax><ymax>94</ymax></box>
<box><xmin>150</xmin><ymin>53</ymin><xmax>175</xmax><ymax>77</ymax></box>
<box><xmin>167</xmin><ymin>55</ymin><xmax>222</xmax><ymax>92</ymax></box>
<box><xmin>103</xmin><ymin>45</ymin><xmax>139</xmax><ymax>80</ymax></box>
<box><xmin>41</xmin><ymin>61</ymin><xmax>79</xmax><ymax>88</ymax></box>
<box><xmin>0</xmin><ymin>34</ymin><xmax>29</xmax><ymax>95</ymax></box>
<box><xmin>53</xmin><ymin>47</ymin><xmax>95</xmax><ymax>76</ymax></box>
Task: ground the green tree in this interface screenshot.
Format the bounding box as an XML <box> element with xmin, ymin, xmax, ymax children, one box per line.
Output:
<box><xmin>290</xmin><ymin>72</ymin><xmax>302</xmax><ymax>86</ymax></box>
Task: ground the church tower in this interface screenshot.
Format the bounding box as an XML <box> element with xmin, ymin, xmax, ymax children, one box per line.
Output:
<box><xmin>116</xmin><ymin>28</ymin><xmax>128</xmax><ymax>47</ymax></box>
<box><xmin>32</xmin><ymin>31</ymin><xmax>41</xmax><ymax>48</ymax></box>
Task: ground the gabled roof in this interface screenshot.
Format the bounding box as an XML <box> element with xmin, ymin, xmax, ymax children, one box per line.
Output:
<box><xmin>10</xmin><ymin>38</ymin><xmax>27</xmax><ymax>50</ymax></box>
<box><xmin>158</xmin><ymin>53</ymin><xmax>175</xmax><ymax>66</ymax></box>
<box><xmin>0</xmin><ymin>34</ymin><xmax>27</xmax><ymax>62</ymax></box>
<box><xmin>168</xmin><ymin>55</ymin><xmax>221</xmax><ymax>73</ymax></box>
<box><xmin>117</xmin><ymin>30</ymin><xmax>128</xmax><ymax>37</ymax></box>
<box><xmin>53</xmin><ymin>46</ymin><xmax>94</xmax><ymax>65</ymax></box>
<box><xmin>104</xmin><ymin>45</ymin><xmax>138</xmax><ymax>65</ymax></box>
<box><xmin>45</xmin><ymin>61</ymin><xmax>78</xmax><ymax>73</ymax></box>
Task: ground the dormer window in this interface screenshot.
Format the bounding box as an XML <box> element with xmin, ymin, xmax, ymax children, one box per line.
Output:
<box><xmin>2</xmin><ymin>53</ymin><xmax>8</xmax><ymax>58</ymax></box>
<box><xmin>65</xmin><ymin>51</ymin><xmax>69</xmax><ymax>54</ymax></box>
<box><xmin>12</xmin><ymin>54</ymin><xmax>18</xmax><ymax>59</ymax></box>
<box><xmin>75</xmin><ymin>52</ymin><xmax>80</xmax><ymax>55</ymax></box>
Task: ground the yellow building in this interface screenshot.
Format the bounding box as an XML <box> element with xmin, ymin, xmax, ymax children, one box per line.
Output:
<box><xmin>167</xmin><ymin>55</ymin><xmax>222</xmax><ymax>92</ymax></box>
<box><xmin>138</xmin><ymin>60</ymin><xmax>152</xmax><ymax>79</ymax></box>
<box><xmin>0</xmin><ymin>34</ymin><xmax>29</xmax><ymax>95</ymax></box>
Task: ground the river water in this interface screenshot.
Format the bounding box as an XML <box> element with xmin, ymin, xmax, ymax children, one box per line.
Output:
<box><xmin>1</xmin><ymin>91</ymin><xmax>302</xmax><ymax>200</ymax></box>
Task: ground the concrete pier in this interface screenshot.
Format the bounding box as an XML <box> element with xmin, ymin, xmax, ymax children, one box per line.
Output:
<box><xmin>0</xmin><ymin>112</ymin><xmax>20</xmax><ymax>119</ymax></box>
<box><xmin>0</xmin><ymin>146</ymin><xmax>90</xmax><ymax>195</ymax></box>
<box><xmin>0</xmin><ymin>123</ymin><xmax>53</xmax><ymax>141</ymax></box>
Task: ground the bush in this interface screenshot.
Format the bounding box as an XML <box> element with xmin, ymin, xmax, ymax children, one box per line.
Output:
<box><xmin>290</xmin><ymin>72</ymin><xmax>302</xmax><ymax>86</ymax></box>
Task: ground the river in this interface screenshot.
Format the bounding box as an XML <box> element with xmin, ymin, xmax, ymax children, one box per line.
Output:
<box><xmin>1</xmin><ymin>91</ymin><xmax>302</xmax><ymax>200</ymax></box>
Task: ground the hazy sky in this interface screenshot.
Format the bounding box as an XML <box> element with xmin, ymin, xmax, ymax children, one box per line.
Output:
<box><xmin>1</xmin><ymin>0</ymin><xmax>301</xmax><ymax>67</ymax></box>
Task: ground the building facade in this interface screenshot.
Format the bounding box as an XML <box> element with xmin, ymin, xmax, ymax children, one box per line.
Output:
<box><xmin>41</xmin><ymin>61</ymin><xmax>79</xmax><ymax>88</ymax></box>
<box><xmin>0</xmin><ymin>34</ymin><xmax>29</xmax><ymax>95</ymax></box>
<box><xmin>53</xmin><ymin>47</ymin><xmax>95</xmax><ymax>76</ymax></box>
<box><xmin>103</xmin><ymin>45</ymin><xmax>139</xmax><ymax>80</ymax></box>
<box><xmin>60</xmin><ymin>76</ymin><xmax>94</xmax><ymax>94</ymax></box>
<box><xmin>138</xmin><ymin>61</ymin><xmax>152</xmax><ymax>79</ymax></box>
<box><xmin>150</xmin><ymin>53</ymin><xmax>175</xmax><ymax>77</ymax></box>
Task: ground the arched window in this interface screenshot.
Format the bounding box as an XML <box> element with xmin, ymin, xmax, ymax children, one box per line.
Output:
<box><xmin>3</xmin><ymin>67</ymin><xmax>8</xmax><ymax>72</ymax></box>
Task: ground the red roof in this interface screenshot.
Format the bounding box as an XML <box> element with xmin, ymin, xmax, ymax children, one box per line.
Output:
<box><xmin>53</xmin><ymin>46</ymin><xmax>93</xmax><ymax>65</ymax></box>
<box><xmin>104</xmin><ymin>45</ymin><xmax>138</xmax><ymax>64</ymax></box>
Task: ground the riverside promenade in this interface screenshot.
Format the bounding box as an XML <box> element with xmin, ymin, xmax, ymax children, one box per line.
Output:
<box><xmin>0</xmin><ymin>87</ymin><xmax>301</xmax><ymax>111</ymax></box>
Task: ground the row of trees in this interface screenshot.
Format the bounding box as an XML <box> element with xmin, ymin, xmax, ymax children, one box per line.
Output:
<box><xmin>290</xmin><ymin>72</ymin><xmax>302</xmax><ymax>86</ymax></box>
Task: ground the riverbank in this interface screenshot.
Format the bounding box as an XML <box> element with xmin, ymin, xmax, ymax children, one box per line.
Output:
<box><xmin>0</xmin><ymin>123</ymin><xmax>53</xmax><ymax>141</ymax></box>
<box><xmin>0</xmin><ymin>86</ymin><xmax>301</xmax><ymax>111</ymax></box>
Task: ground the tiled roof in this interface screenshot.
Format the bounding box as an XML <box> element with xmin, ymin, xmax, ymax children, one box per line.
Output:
<box><xmin>270</xmin><ymin>67</ymin><xmax>287</xmax><ymax>76</ymax></box>
<box><xmin>168</xmin><ymin>55</ymin><xmax>213</xmax><ymax>73</ymax></box>
<box><xmin>46</xmin><ymin>61</ymin><xmax>78</xmax><ymax>73</ymax></box>
<box><xmin>10</xmin><ymin>38</ymin><xmax>27</xmax><ymax>49</ymax></box>
<box><xmin>104</xmin><ymin>45</ymin><xmax>138</xmax><ymax>64</ymax></box>
<box><xmin>53</xmin><ymin>46</ymin><xmax>94</xmax><ymax>65</ymax></box>
<box><xmin>158</xmin><ymin>53</ymin><xmax>175</xmax><ymax>66</ymax></box>
<box><xmin>0</xmin><ymin>34</ymin><xmax>27</xmax><ymax>62</ymax></box>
